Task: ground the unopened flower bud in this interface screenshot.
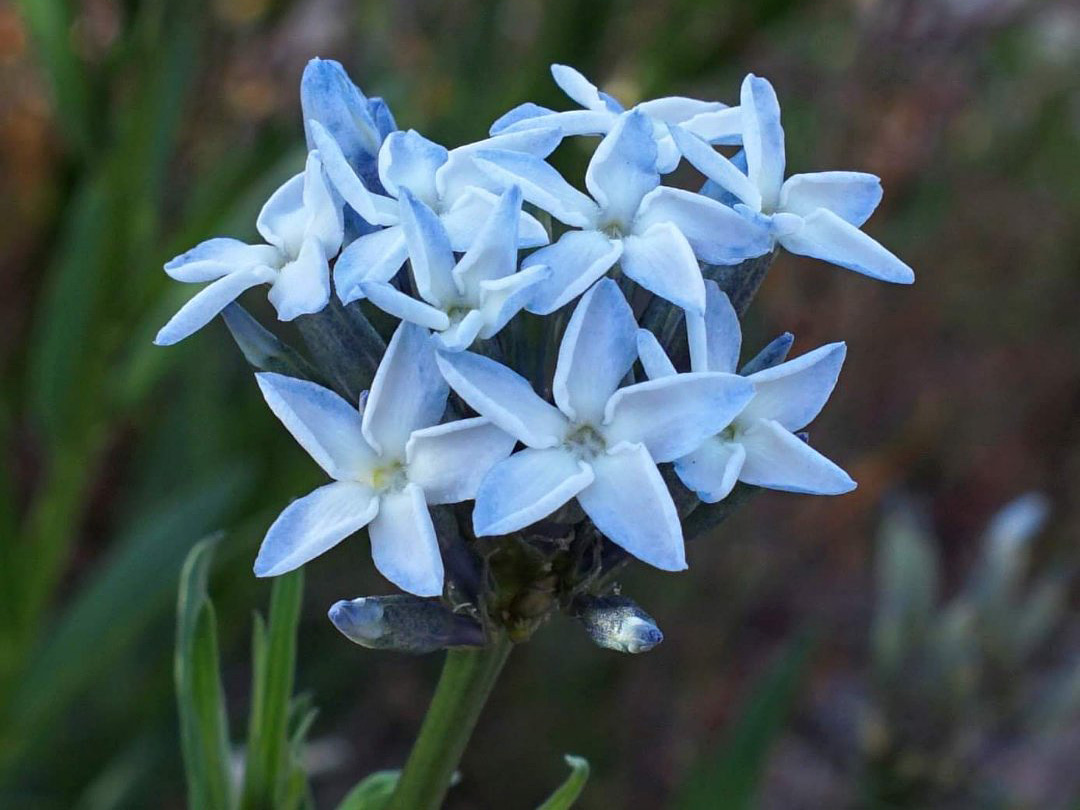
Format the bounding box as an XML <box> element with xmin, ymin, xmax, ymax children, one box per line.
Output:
<box><xmin>328</xmin><ymin>595</ymin><xmax>485</xmax><ymax>654</ymax></box>
<box><xmin>574</xmin><ymin>595</ymin><xmax>663</xmax><ymax>654</ymax></box>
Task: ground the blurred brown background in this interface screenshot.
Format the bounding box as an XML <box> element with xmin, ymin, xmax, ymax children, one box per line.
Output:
<box><xmin>1</xmin><ymin>0</ymin><xmax>1077</xmax><ymax>807</ymax></box>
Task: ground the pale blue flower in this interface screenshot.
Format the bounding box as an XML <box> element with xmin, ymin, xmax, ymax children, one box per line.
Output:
<box><xmin>252</xmin><ymin>322</ymin><xmax>516</xmax><ymax>596</ymax></box>
<box><xmin>490</xmin><ymin>64</ymin><xmax>744</xmax><ymax>173</ymax></box>
<box><xmin>436</xmin><ymin>279</ymin><xmax>755</xmax><ymax>571</ymax></box>
<box><xmin>359</xmin><ymin>185</ymin><xmax>550</xmax><ymax>352</ymax></box>
<box><xmin>156</xmin><ymin>152</ymin><xmax>343</xmax><ymax>346</ymax></box>
<box><xmin>475</xmin><ymin>110</ymin><xmax>771</xmax><ymax>315</ymax></box>
<box><xmin>637</xmin><ymin>280</ymin><xmax>856</xmax><ymax>502</ymax></box>
<box><xmin>311</xmin><ymin>123</ymin><xmax>558</xmax><ymax>304</ymax></box>
<box><xmin>673</xmin><ymin>74</ymin><xmax>914</xmax><ymax>284</ymax></box>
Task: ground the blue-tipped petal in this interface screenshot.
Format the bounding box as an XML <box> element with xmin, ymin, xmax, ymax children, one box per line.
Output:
<box><xmin>473</xmin><ymin>447</ymin><xmax>593</xmax><ymax>536</ymax></box>
<box><xmin>619</xmin><ymin>222</ymin><xmax>705</xmax><ymax>315</ymax></box>
<box><xmin>577</xmin><ymin>442</ymin><xmax>685</xmax><ymax>571</ymax></box>
<box><xmin>779</xmin><ymin>171</ymin><xmax>883</xmax><ymax>227</ymax></box>
<box><xmin>368</xmin><ymin>483</ymin><xmax>444</xmax><ymax>597</ymax></box>
<box><xmin>779</xmin><ymin>208</ymin><xmax>914</xmax><ymax>284</ymax></box>
<box><xmin>585</xmin><ymin>110</ymin><xmax>659</xmax><ymax>225</ymax></box>
<box><xmin>738</xmin><ymin>418</ymin><xmax>856</xmax><ymax>495</ymax></box>
<box><xmin>740</xmin><ymin>74</ymin><xmax>786</xmax><ymax>211</ymax></box>
<box><xmin>362</xmin><ymin>321</ymin><xmax>449</xmax><ymax>457</ymax></box>
<box><xmin>254</xmin><ymin>480</ymin><xmax>379</xmax><ymax>577</ymax></box>
<box><xmin>377</xmin><ymin>130</ymin><xmax>449</xmax><ymax>202</ymax></box>
<box><xmin>635</xmin><ymin>329</ymin><xmax>677</xmax><ymax>380</ymax></box>
<box><xmin>300</xmin><ymin>58</ymin><xmax>382</xmax><ymax>170</ymax></box>
<box><xmin>155</xmin><ymin>265</ymin><xmax>276</xmax><ymax>346</ymax></box>
<box><xmin>553</xmin><ymin>278</ymin><xmax>638</xmax><ymax>423</ymax></box>
<box><xmin>743</xmin><ymin>342</ymin><xmax>846</xmax><ymax>432</ymax></box>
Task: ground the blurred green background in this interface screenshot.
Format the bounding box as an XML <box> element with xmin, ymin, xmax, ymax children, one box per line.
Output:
<box><xmin>1</xmin><ymin>0</ymin><xmax>1078</xmax><ymax>807</ymax></box>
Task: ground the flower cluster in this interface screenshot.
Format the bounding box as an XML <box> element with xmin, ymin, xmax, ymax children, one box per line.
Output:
<box><xmin>158</xmin><ymin>60</ymin><xmax>911</xmax><ymax>642</ymax></box>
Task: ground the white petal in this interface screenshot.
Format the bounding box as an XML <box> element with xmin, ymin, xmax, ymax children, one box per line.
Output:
<box><xmin>398</xmin><ymin>189</ymin><xmax>458</xmax><ymax>307</ymax></box>
<box><xmin>681</xmin><ymin>105</ymin><xmax>744</xmax><ymax>144</ymax></box>
<box><xmin>585</xmin><ymin>110</ymin><xmax>659</xmax><ymax>226</ymax></box>
<box><xmin>668</xmin><ymin>126</ymin><xmax>761</xmax><ymax>209</ymax></box>
<box><xmin>377</xmin><ymin>130</ymin><xmax>448</xmax><ymax>202</ymax></box>
<box><xmin>473</xmin><ymin>447</ymin><xmax>593</xmax><ymax>535</ymax></box>
<box><xmin>686</xmin><ymin>280</ymin><xmax>741</xmax><ymax>374</ymax></box>
<box><xmin>553</xmin><ymin>278</ymin><xmax>637</xmax><ymax>423</ymax></box>
<box><xmin>674</xmin><ymin>438</ymin><xmax>746</xmax><ymax>503</ymax></box>
<box><xmin>164</xmin><ymin>238</ymin><xmax>279</xmax><ymax>283</ymax></box>
<box><xmin>779</xmin><ymin>171</ymin><xmax>882</xmax><ymax>226</ymax></box>
<box><xmin>309</xmin><ymin>119</ymin><xmax>398</xmax><ymax>226</ymax></box>
<box><xmin>578</xmin><ymin>442</ymin><xmax>685</xmax><ymax>571</ymax></box>
<box><xmin>742</xmin><ymin>342</ymin><xmax>846</xmax><ymax>431</ymax></box>
<box><xmin>267</xmin><ymin>237</ymin><xmax>330</xmax><ymax>321</ymax></box>
<box><xmin>368</xmin><ymin>483</ymin><xmax>444</xmax><ymax>596</ymax></box>
<box><xmin>738</xmin><ymin>419</ymin><xmax>856</xmax><ymax>495</ymax></box>
<box><xmin>440</xmin><ymin>186</ymin><xmax>549</xmax><ymax>251</ymax></box>
<box><xmin>254</xmin><ymin>481</ymin><xmax>379</xmax><ymax>577</ymax></box>
<box><xmin>619</xmin><ymin>223</ymin><xmax>706</xmax><ymax>314</ymax></box>
<box><xmin>362</xmin><ymin>321</ymin><xmax>448</xmax><ymax>457</ymax></box>
<box><xmin>406</xmin><ymin>417</ymin><xmax>517</xmax><ymax>504</ymax></box>
<box><xmin>154</xmin><ymin>265</ymin><xmax>276</xmax><ymax>346</ymax></box>
<box><xmin>496</xmin><ymin>108</ymin><xmax>616</xmax><ymax>138</ymax></box>
<box><xmin>490</xmin><ymin>102</ymin><xmax>556</xmax><ymax>134</ymax></box>
<box><xmin>471</xmin><ymin>151</ymin><xmax>598</xmax><ymax>228</ymax></box>
<box><xmin>476</xmin><ymin>264</ymin><xmax>550</xmax><ymax>339</ymax></box>
<box><xmin>603</xmin><ymin>372</ymin><xmax>756</xmax><ymax>462</ymax></box>
<box><xmin>636</xmin><ymin>96</ymin><xmax>727</xmax><ymax>124</ymax></box>
<box><xmin>453</xmin><ymin>185</ymin><xmax>522</xmax><ymax>292</ymax></box>
<box><xmin>457</xmin><ymin>128</ymin><xmax>562</xmax><ymax>159</ymax></box>
<box><xmin>523</xmin><ymin>229</ymin><xmax>622</xmax><ymax>315</ymax></box>
<box><xmin>333</xmin><ymin>225</ymin><xmax>408</xmax><ymax>304</ymax></box>
<box><xmin>434</xmin><ymin>309</ymin><xmax>486</xmax><ymax>353</ymax></box>
<box><xmin>436</xmin><ymin>350</ymin><xmax>568</xmax><ymax>447</ymax></box>
<box><xmin>359</xmin><ymin>281</ymin><xmax>450</xmax><ymax>331</ymax></box>
<box><xmin>779</xmin><ymin>208</ymin><xmax>914</xmax><ymax>284</ymax></box>
<box><xmin>257</xmin><ymin>171</ymin><xmax>306</xmax><ymax>256</ymax></box>
<box><xmin>635</xmin><ymin>329</ymin><xmax>677</xmax><ymax>380</ymax></box>
<box><xmin>740</xmin><ymin>74</ymin><xmax>786</xmax><ymax>211</ymax></box>
<box><xmin>550</xmin><ymin>63</ymin><xmax>617</xmax><ymax>112</ymax></box>
<box><xmin>255</xmin><ymin>372</ymin><xmax>377</xmax><ymax>479</ymax></box>
<box><xmin>301</xmin><ymin>151</ymin><xmax>345</xmax><ymax>254</ymax></box>
<box><xmin>636</xmin><ymin>186</ymin><xmax>772</xmax><ymax>266</ymax></box>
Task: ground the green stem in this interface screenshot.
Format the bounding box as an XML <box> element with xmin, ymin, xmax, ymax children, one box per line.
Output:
<box><xmin>386</xmin><ymin>634</ymin><xmax>513</xmax><ymax>810</ymax></box>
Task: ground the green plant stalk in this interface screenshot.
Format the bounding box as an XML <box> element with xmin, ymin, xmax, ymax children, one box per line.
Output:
<box><xmin>386</xmin><ymin>635</ymin><xmax>513</xmax><ymax>810</ymax></box>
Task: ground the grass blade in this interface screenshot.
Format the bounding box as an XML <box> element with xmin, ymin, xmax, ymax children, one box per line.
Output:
<box><xmin>536</xmin><ymin>755</ymin><xmax>590</xmax><ymax>810</ymax></box>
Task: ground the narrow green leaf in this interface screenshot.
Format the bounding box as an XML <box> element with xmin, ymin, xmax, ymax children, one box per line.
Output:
<box><xmin>13</xmin><ymin>0</ymin><xmax>94</xmax><ymax>155</ymax></box>
<box><xmin>672</xmin><ymin>632</ymin><xmax>815</xmax><ymax>810</ymax></box>
<box><xmin>175</xmin><ymin>538</ymin><xmax>234</xmax><ymax>810</ymax></box>
<box><xmin>334</xmin><ymin>771</ymin><xmax>402</xmax><ymax>810</ymax></box>
<box><xmin>241</xmin><ymin>570</ymin><xmax>304</xmax><ymax>810</ymax></box>
<box><xmin>536</xmin><ymin>755</ymin><xmax>590</xmax><ymax>810</ymax></box>
<box><xmin>222</xmin><ymin>304</ymin><xmax>322</xmax><ymax>382</ymax></box>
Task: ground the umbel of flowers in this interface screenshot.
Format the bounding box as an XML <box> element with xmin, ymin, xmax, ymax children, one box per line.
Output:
<box><xmin>158</xmin><ymin>58</ymin><xmax>911</xmax><ymax>648</ymax></box>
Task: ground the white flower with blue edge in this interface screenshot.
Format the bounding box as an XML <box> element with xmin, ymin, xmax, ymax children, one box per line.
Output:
<box><xmin>475</xmin><ymin>110</ymin><xmax>771</xmax><ymax>315</ymax></box>
<box><xmin>672</xmin><ymin>74</ymin><xmax>914</xmax><ymax>284</ymax></box>
<box><xmin>491</xmin><ymin>64</ymin><xmax>744</xmax><ymax>173</ymax></box>
<box><xmin>311</xmin><ymin>123</ymin><xmax>558</xmax><ymax>305</ymax></box>
<box><xmin>360</xmin><ymin>185</ymin><xmax>550</xmax><ymax>352</ymax></box>
<box><xmin>637</xmin><ymin>280</ymin><xmax>857</xmax><ymax>502</ymax></box>
<box><xmin>155</xmin><ymin>151</ymin><xmax>343</xmax><ymax>346</ymax></box>
<box><xmin>435</xmin><ymin>278</ymin><xmax>756</xmax><ymax>571</ymax></box>
<box><xmin>252</xmin><ymin>321</ymin><xmax>516</xmax><ymax>596</ymax></box>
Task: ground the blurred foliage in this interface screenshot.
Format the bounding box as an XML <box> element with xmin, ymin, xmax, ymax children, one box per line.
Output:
<box><xmin>1</xmin><ymin>0</ymin><xmax>1078</xmax><ymax>807</ymax></box>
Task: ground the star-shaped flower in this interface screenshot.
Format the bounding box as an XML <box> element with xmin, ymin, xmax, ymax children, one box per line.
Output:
<box><xmin>475</xmin><ymin>110</ymin><xmax>771</xmax><ymax>315</ymax></box>
<box><xmin>155</xmin><ymin>151</ymin><xmax>343</xmax><ymax>345</ymax></box>
<box><xmin>435</xmin><ymin>278</ymin><xmax>755</xmax><ymax>571</ymax></box>
<box><xmin>637</xmin><ymin>280</ymin><xmax>857</xmax><ymax>502</ymax></box>
<box><xmin>311</xmin><ymin>123</ymin><xmax>557</xmax><ymax>304</ymax></box>
<box><xmin>359</xmin><ymin>185</ymin><xmax>550</xmax><ymax>352</ymax></box>
<box><xmin>490</xmin><ymin>64</ymin><xmax>744</xmax><ymax>173</ymax></box>
<box><xmin>672</xmin><ymin>74</ymin><xmax>914</xmax><ymax>284</ymax></box>
<box><xmin>253</xmin><ymin>322</ymin><xmax>515</xmax><ymax>596</ymax></box>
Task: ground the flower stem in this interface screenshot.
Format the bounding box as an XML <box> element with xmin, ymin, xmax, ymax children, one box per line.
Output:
<box><xmin>386</xmin><ymin>634</ymin><xmax>513</xmax><ymax>810</ymax></box>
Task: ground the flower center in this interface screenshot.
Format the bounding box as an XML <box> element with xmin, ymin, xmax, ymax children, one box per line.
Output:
<box><xmin>565</xmin><ymin>424</ymin><xmax>606</xmax><ymax>460</ymax></box>
<box><xmin>371</xmin><ymin>460</ymin><xmax>408</xmax><ymax>492</ymax></box>
<box><xmin>599</xmin><ymin>219</ymin><xmax>626</xmax><ymax>239</ymax></box>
